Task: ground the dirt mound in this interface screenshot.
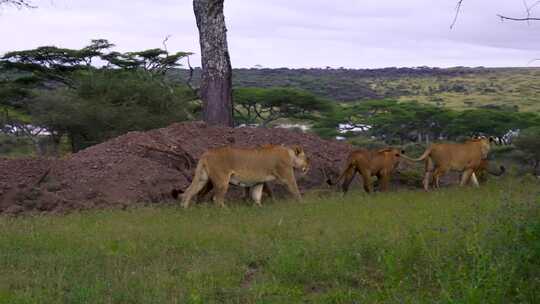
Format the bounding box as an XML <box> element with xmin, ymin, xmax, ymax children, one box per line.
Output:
<box><xmin>0</xmin><ymin>122</ymin><xmax>352</xmax><ymax>214</ymax></box>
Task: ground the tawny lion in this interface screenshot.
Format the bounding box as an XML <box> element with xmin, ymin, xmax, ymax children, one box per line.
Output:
<box><xmin>327</xmin><ymin>148</ymin><xmax>406</xmax><ymax>193</ymax></box>
<box><xmin>178</xmin><ymin>144</ymin><xmax>310</xmax><ymax>208</ymax></box>
<box><xmin>402</xmin><ymin>138</ymin><xmax>494</xmax><ymax>191</ymax></box>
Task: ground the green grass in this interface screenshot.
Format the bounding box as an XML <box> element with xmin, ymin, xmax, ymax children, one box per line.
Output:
<box><xmin>1</xmin><ymin>178</ymin><xmax>540</xmax><ymax>303</ymax></box>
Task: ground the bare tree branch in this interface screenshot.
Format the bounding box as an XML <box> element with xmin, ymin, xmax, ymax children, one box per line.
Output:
<box><xmin>453</xmin><ymin>0</ymin><xmax>540</xmax><ymax>26</ymax></box>
<box><xmin>497</xmin><ymin>14</ymin><xmax>540</xmax><ymax>21</ymax></box>
<box><xmin>184</xmin><ymin>54</ymin><xmax>198</xmax><ymax>96</ymax></box>
<box><xmin>0</xmin><ymin>0</ymin><xmax>36</xmax><ymax>8</ymax></box>
<box><xmin>450</xmin><ymin>0</ymin><xmax>465</xmax><ymax>29</ymax></box>
<box><xmin>137</xmin><ymin>143</ymin><xmax>195</xmax><ymax>170</ymax></box>
<box><xmin>162</xmin><ymin>34</ymin><xmax>172</xmax><ymax>53</ymax></box>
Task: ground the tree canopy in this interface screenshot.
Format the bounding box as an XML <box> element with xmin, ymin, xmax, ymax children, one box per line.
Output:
<box><xmin>0</xmin><ymin>40</ymin><xmax>197</xmax><ymax>153</ymax></box>
<box><xmin>313</xmin><ymin>99</ymin><xmax>540</xmax><ymax>144</ymax></box>
<box><xmin>233</xmin><ymin>87</ymin><xmax>333</xmax><ymax>126</ymax></box>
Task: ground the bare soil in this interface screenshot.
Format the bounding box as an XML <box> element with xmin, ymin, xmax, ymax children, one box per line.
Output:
<box><xmin>1</xmin><ymin>122</ymin><xmax>359</xmax><ymax>215</ymax></box>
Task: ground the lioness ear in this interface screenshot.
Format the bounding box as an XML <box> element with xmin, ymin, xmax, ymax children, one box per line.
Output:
<box><xmin>401</xmin><ymin>149</ymin><xmax>406</xmax><ymax>154</ymax></box>
<box><xmin>293</xmin><ymin>145</ymin><xmax>303</xmax><ymax>155</ymax></box>
<box><xmin>489</xmin><ymin>137</ymin><xmax>495</xmax><ymax>143</ymax></box>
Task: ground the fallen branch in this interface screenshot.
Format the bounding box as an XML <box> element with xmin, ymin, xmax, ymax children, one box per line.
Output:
<box><xmin>137</xmin><ymin>143</ymin><xmax>196</xmax><ymax>170</ymax></box>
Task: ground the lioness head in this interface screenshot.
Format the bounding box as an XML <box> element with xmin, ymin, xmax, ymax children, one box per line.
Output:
<box><xmin>469</xmin><ymin>137</ymin><xmax>492</xmax><ymax>159</ymax></box>
<box><xmin>290</xmin><ymin>145</ymin><xmax>310</xmax><ymax>174</ymax></box>
<box><xmin>377</xmin><ymin>148</ymin><xmax>406</xmax><ymax>171</ymax></box>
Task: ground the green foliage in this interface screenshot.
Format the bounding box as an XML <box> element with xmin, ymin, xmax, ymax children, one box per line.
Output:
<box><xmin>449</xmin><ymin>109</ymin><xmax>538</xmax><ymax>138</ymax></box>
<box><xmin>514</xmin><ymin>127</ymin><xmax>540</xmax><ymax>172</ymax></box>
<box><xmin>0</xmin><ymin>133</ymin><xmax>34</xmax><ymax>157</ymax></box>
<box><xmin>103</xmin><ymin>49</ymin><xmax>193</xmax><ymax>74</ymax></box>
<box><xmin>0</xmin><ymin>179</ymin><xmax>539</xmax><ymax>302</ymax></box>
<box><xmin>314</xmin><ymin>100</ymin><xmax>455</xmax><ymax>141</ymax></box>
<box><xmin>314</xmin><ymin>99</ymin><xmax>540</xmax><ymax>142</ymax></box>
<box><xmin>0</xmin><ymin>40</ymin><xmax>196</xmax><ymax>154</ymax></box>
<box><xmin>29</xmin><ymin>70</ymin><xmax>196</xmax><ymax>151</ymax></box>
<box><xmin>0</xmin><ymin>39</ymin><xmax>192</xmax><ymax>89</ymax></box>
<box><xmin>233</xmin><ymin>87</ymin><xmax>333</xmax><ymax>126</ymax></box>
<box><xmin>174</xmin><ymin>67</ymin><xmax>540</xmax><ymax>112</ymax></box>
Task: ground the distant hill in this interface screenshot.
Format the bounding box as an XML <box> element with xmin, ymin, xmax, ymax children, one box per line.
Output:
<box><xmin>171</xmin><ymin>67</ymin><xmax>540</xmax><ymax>112</ymax></box>
<box><xmin>170</xmin><ymin>66</ymin><xmax>494</xmax><ymax>101</ymax></box>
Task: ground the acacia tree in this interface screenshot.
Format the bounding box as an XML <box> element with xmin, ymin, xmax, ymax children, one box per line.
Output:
<box><xmin>193</xmin><ymin>0</ymin><xmax>234</xmax><ymax>127</ymax></box>
<box><xmin>233</xmin><ymin>87</ymin><xmax>333</xmax><ymax>127</ymax></box>
<box><xmin>0</xmin><ymin>40</ymin><xmax>195</xmax><ymax>153</ymax></box>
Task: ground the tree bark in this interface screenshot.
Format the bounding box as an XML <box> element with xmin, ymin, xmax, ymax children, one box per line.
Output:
<box><xmin>193</xmin><ymin>0</ymin><xmax>234</xmax><ymax>127</ymax></box>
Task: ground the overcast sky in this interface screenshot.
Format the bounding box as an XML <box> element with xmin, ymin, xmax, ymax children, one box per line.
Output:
<box><xmin>1</xmin><ymin>0</ymin><xmax>540</xmax><ymax>68</ymax></box>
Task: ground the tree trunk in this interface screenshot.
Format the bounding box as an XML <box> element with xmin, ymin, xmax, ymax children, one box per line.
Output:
<box><xmin>193</xmin><ymin>0</ymin><xmax>234</xmax><ymax>127</ymax></box>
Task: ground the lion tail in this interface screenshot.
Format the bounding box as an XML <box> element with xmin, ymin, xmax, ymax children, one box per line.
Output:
<box><xmin>326</xmin><ymin>160</ymin><xmax>355</xmax><ymax>186</ymax></box>
<box><xmin>401</xmin><ymin>148</ymin><xmax>432</xmax><ymax>162</ymax></box>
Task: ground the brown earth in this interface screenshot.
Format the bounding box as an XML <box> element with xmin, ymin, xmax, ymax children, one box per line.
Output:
<box><xmin>0</xmin><ymin>122</ymin><xmax>363</xmax><ymax>215</ymax></box>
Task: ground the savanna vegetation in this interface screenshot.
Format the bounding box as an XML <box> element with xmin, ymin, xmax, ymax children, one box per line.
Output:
<box><xmin>0</xmin><ymin>178</ymin><xmax>539</xmax><ymax>303</ymax></box>
<box><xmin>1</xmin><ymin>1</ymin><xmax>540</xmax><ymax>303</ymax></box>
<box><xmin>175</xmin><ymin>67</ymin><xmax>540</xmax><ymax>112</ymax></box>
<box><xmin>2</xmin><ymin>45</ymin><xmax>540</xmax><ymax>175</ymax></box>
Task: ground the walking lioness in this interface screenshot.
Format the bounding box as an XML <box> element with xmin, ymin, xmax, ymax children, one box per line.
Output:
<box><xmin>327</xmin><ymin>148</ymin><xmax>406</xmax><ymax>193</ymax></box>
<box><xmin>180</xmin><ymin>144</ymin><xmax>310</xmax><ymax>208</ymax></box>
<box><xmin>403</xmin><ymin>137</ymin><xmax>493</xmax><ymax>191</ymax></box>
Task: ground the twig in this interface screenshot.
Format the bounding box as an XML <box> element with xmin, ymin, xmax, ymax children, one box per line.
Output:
<box><xmin>527</xmin><ymin>58</ymin><xmax>540</xmax><ymax>65</ymax></box>
<box><xmin>35</xmin><ymin>167</ymin><xmax>52</xmax><ymax>186</ymax></box>
<box><xmin>162</xmin><ymin>34</ymin><xmax>172</xmax><ymax>53</ymax></box>
<box><xmin>137</xmin><ymin>143</ymin><xmax>195</xmax><ymax>170</ymax></box>
<box><xmin>0</xmin><ymin>0</ymin><xmax>36</xmax><ymax>8</ymax></box>
<box><xmin>497</xmin><ymin>14</ymin><xmax>540</xmax><ymax>21</ymax></box>
<box><xmin>450</xmin><ymin>0</ymin><xmax>465</xmax><ymax>29</ymax></box>
<box><xmin>185</xmin><ymin>54</ymin><xmax>198</xmax><ymax>96</ymax></box>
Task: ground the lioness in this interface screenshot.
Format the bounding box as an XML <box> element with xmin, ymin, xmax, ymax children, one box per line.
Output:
<box><xmin>180</xmin><ymin>144</ymin><xmax>310</xmax><ymax>208</ymax></box>
<box><xmin>403</xmin><ymin>138</ymin><xmax>493</xmax><ymax>191</ymax></box>
<box><xmin>327</xmin><ymin>148</ymin><xmax>405</xmax><ymax>193</ymax></box>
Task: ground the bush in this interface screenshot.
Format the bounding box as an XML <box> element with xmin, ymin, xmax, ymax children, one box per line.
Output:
<box><xmin>514</xmin><ymin>127</ymin><xmax>540</xmax><ymax>174</ymax></box>
<box><xmin>0</xmin><ymin>134</ymin><xmax>34</xmax><ymax>156</ymax></box>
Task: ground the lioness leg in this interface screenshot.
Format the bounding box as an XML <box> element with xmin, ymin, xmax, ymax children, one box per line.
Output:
<box><xmin>277</xmin><ymin>168</ymin><xmax>302</xmax><ymax>201</ymax></box>
<box><xmin>211</xmin><ymin>183</ymin><xmax>230</xmax><ymax>208</ymax></box>
<box><xmin>182</xmin><ymin>169</ymin><xmax>209</xmax><ymax>208</ymax></box>
<box><xmin>341</xmin><ymin>166</ymin><xmax>357</xmax><ymax>194</ymax></box>
<box><xmin>378</xmin><ymin>173</ymin><xmax>391</xmax><ymax>192</ymax></box>
<box><xmin>243</xmin><ymin>187</ymin><xmax>251</xmax><ymax>202</ymax></box>
<box><xmin>432</xmin><ymin>167</ymin><xmax>447</xmax><ymax>189</ymax></box>
<box><xmin>250</xmin><ymin>184</ymin><xmax>264</xmax><ymax>207</ymax></box>
<box><xmin>196</xmin><ymin>182</ymin><xmax>214</xmax><ymax>202</ymax></box>
<box><xmin>423</xmin><ymin>159</ymin><xmax>435</xmax><ymax>191</ymax></box>
<box><xmin>262</xmin><ymin>183</ymin><xmax>274</xmax><ymax>202</ymax></box>
<box><xmin>242</xmin><ymin>183</ymin><xmax>272</xmax><ymax>204</ymax></box>
<box><xmin>460</xmin><ymin>168</ymin><xmax>474</xmax><ymax>187</ymax></box>
<box><xmin>360</xmin><ymin>169</ymin><xmax>373</xmax><ymax>193</ymax></box>
<box><xmin>209</xmin><ymin>173</ymin><xmax>231</xmax><ymax>208</ymax></box>
<box><xmin>422</xmin><ymin>171</ymin><xmax>431</xmax><ymax>191</ymax></box>
<box><xmin>469</xmin><ymin>172</ymin><xmax>480</xmax><ymax>187</ymax></box>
